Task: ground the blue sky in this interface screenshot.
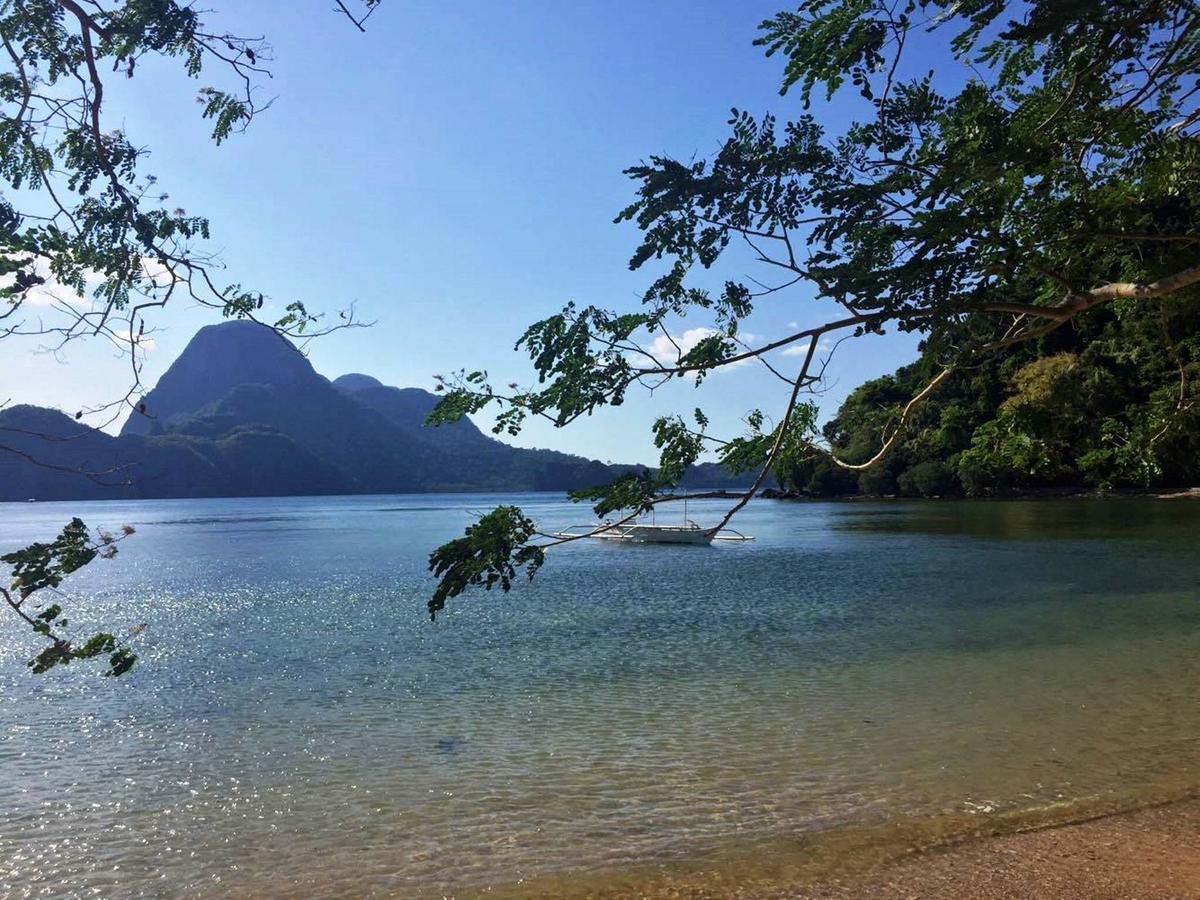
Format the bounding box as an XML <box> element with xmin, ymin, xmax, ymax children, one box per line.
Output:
<box><xmin>4</xmin><ymin>0</ymin><xmax>930</xmax><ymax>465</ymax></box>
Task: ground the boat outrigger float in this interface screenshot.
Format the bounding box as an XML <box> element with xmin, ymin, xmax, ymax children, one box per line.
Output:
<box><xmin>550</xmin><ymin>492</ymin><xmax>754</xmax><ymax>545</ymax></box>
<box><xmin>550</xmin><ymin>520</ymin><xmax>754</xmax><ymax>545</ymax></box>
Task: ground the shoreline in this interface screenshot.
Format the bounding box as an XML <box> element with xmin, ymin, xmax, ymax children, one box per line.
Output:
<box><xmin>5</xmin><ymin>486</ymin><xmax>1197</xmax><ymax>507</ymax></box>
<box><xmin>7</xmin><ymin>484</ymin><xmax>1199</xmax><ymax>506</ymax></box>
<box><xmin>783</xmin><ymin>795</ymin><xmax>1200</xmax><ymax>899</ymax></box>
<box><xmin>759</xmin><ymin>485</ymin><xmax>1200</xmax><ymax>502</ymax></box>
<box><xmin>470</xmin><ymin>790</ymin><xmax>1200</xmax><ymax>900</ymax></box>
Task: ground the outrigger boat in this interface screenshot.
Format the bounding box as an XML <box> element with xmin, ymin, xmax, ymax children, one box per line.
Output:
<box><xmin>550</xmin><ymin>494</ymin><xmax>753</xmax><ymax>545</ymax></box>
<box><xmin>550</xmin><ymin>519</ymin><xmax>754</xmax><ymax>545</ymax></box>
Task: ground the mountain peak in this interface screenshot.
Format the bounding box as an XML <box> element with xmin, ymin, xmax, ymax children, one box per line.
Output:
<box><xmin>0</xmin><ymin>403</ymin><xmax>94</xmax><ymax>438</ymax></box>
<box><xmin>121</xmin><ymin>321</ymin><xmax>323</xmax><ymax>436</ymax></box>
<box><xmin>4</xmin><ymin>319</ymin><xmax>754</xmax><ymax>500</ymax></box>
<box><xmin>332</xmin><ymin>373</ymin><xmax>384</xmax><ymax>392</ymax></box>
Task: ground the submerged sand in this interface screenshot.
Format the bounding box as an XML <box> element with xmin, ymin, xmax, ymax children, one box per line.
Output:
<box><xmin>572</xmin><ymin>798</ymin><xmax>1200</xmax><ymax>899</ymax></box>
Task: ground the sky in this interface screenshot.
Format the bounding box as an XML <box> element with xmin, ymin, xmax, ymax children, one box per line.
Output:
<box><xmin>2</xmin><ymin>0</ymin><xmax>931</xmax><ymax>466</ymax></box>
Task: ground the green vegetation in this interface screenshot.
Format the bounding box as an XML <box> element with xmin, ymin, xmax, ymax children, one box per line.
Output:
<box><xmin>1</xmin><ymin>1</ymin><xmax>377</xmax><ymax>675</ymax></box>
<box><xmin>3</xmin><ymin>2</ymin><xmax>1197</xmax><ymax>638</ymax></box>
<box><xmin>1</xmin><ymin>519</ymin><xmax>138</xmax><ymax>675</ymax></box>
<box><xmin>428</xmin><ymin>507</ymin><xmax>545</xmax><ymax>621</ymax></box>
<box><xmin>0</xmin><ymin>321</ymin><xmax>751</xmax><ymax>502</ymax></box>
<box><xmin>779</xmin><ymin>299</ymin><xmax>1200</xmax><ymax>497</ymax></box>
<box><xmin>430</xmin><ymin>0</ymin><xmax>1200</xmax><ymax>614</ymax></box>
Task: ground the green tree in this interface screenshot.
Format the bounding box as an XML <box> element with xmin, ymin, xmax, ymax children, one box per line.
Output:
<box><xmin>1</xmin><ymin>518</ymin><xmax>139</xmax><ymax>675</ymax></box>
<box><xmin>429</xmin><ymin>0</ymin><xmax>1200</xmax><ymax>615</ymax></box>
<box><xmin>1</xmin><ymin>0</ymin><xmax>379</xmax><ymax>674</ymax></box>
<box><xmin>813</xmin><ymin>293</ymin><xmax>1199</xmax><ymax>498</ymax></box>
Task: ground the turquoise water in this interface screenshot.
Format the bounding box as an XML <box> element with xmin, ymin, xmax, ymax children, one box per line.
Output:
<box><xmin>0</xmin><ymin>495</ymin><xmax>1198</xmax><ymax>897</ymax></box>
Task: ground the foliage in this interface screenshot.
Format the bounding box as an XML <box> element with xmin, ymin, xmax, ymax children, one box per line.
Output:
<box><xmin>430</xmin><ymin>0</ymin><xmax>1200</xmax><ymax>612</ymax></box>
<box><xmin>0</xmin><ymin>0</ymin><xmax>372</xmax><ymax>424</ymax></box>
<box><xmin>717</xmin><ymin>402</ymin><xmax>819</xmax><ymax>475</ymax></box>
<box><xmin>0</xmin><ymin>323</ymin><xmax>754</xmax><ymax>502</ymax></box>
<box><xmin>895</xmin><ymin>460</ymin><xmax>955</xmax><ymax>498</ymax></box>
<box><xmin>783</xmin><ymin>298</ymin><xmax>1200</xmax><ymax>496</ymax></box>
<box><xmin>567</xmin><ymin>470</ymin><xmax>658</xmax><ymax>518</ymax></box>
<box><xmin>0</xmin><ymin>0</ymin><xmax>378</xmax><ymax>676</ymax></box>
<box><xmin>427</xmin><ymin>507</ymin><xmax>544</xmax><ymax>621</ymax></box>
<box><xmin>1</xmin><ymin>518</ymin><xmax>138</xmax><ymax>675</ymax></box>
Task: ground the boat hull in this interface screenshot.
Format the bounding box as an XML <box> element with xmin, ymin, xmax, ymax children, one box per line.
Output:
<box><xmin>621</xmin><ymin>525</ymin><xmax>718</xmax><ymax>545</ymax></box>
<box><xmin>551</xmin><ymin>523</ymin><xmax>721</xmax><ymax>545</ymax></box>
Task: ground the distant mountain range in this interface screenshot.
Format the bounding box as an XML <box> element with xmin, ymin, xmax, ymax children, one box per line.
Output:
<box><xmin>0</xmin><ymin>321</ymin><xmax>749</xmax><ymax>501</ymax></box>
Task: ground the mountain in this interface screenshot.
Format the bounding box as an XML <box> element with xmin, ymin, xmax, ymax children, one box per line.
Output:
<box><xmin>0</xmin><ymin>403</ymin><xmax>349</xmax><ymax>500</ymax></box>
<box><xmin>331</xmin><ymin>373</ymin><xmax>620</xmax><ymax>490</ymax></box>
<box><xmin>1</xmin><ymin>322</ymin><xmax>752</xmax><ymax>500</ymax></box>
<box><xmin>331</xmin><ymin>373</ymin><xmax>384</xmax><ymax>392</ymax></box>
<box><xmin>121</xmin><ymin>321</ymin><xmax>322</xmax><ymax>436</ymax></box>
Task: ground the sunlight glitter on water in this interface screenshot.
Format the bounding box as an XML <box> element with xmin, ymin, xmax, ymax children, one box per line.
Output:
<box><xmin>0</xmin><ymin>495</ymin><xmax>1198</xmax><ymax>897</ymax></box>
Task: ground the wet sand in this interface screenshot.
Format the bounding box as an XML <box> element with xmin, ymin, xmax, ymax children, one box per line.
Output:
<box><xmin>570</xmin><ymin>798</ymin><xmax>1200</xmax><ymax>899</ymax></box>
<box><xmin>795</xmin><ymin>798</ymin><xmax>1200</xmax><ymax>899</ymax></box>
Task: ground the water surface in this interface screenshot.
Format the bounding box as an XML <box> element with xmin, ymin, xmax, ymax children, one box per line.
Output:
<box><xmin>0</xmin><ymin>495</ymin><xmax>1197</xmax><ymax>897</ymax></box>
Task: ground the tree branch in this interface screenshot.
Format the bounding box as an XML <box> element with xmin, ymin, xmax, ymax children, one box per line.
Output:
<box><xmin>828</xmin><ymin>367</ymin><xmax>954</xmax><ymax>471</ymax></box>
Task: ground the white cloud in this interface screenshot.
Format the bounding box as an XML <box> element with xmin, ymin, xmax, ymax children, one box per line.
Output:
<box><xmin>4</xmin><ymin>258</ymin><xmax>85</xmax><ymax>308</ymax></box>
<box><xmin>780</xmin><ymin>335</ymin><xmax>835</xmax><ymax>357</ymax></box>
<box><xmin>639</xmin><ymin>326</ymin><xmax>764</xmax><ymax>377</ymax></box>
<box><xmin>644</xmin><ymin>327</ymin><xmax>721</xmax><ymax>364</ymax></box>
<box><xmin>4</xmin><ymin>255</ymin><xmax>181</xmax><ymax>308</ymax></box>
<box><xmin>139</xmin><ymin>256</ymin><xmax>183</xmax><ymax>288</ymax></box>
<box><xmin>2</xmin><ymin>256</ymin><xmax>167</xmax><ymax>353</ymax></box>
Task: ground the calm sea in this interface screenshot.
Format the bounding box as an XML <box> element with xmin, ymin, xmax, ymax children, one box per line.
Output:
<box><xmin>1</xmin><ymin>494</ymin><xmax>1197</xmax><ymax>897</ymax></box>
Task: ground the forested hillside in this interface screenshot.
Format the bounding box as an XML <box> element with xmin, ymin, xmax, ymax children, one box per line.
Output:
<box><xmin>778</xmin><ymin>300</ymin><xmax>1200</xmax><ymax>497</ymax></box>
<box><xmin>0</xmin><ymin>322</ymin><xmax>750</xmax><ymax>500</ymax></box>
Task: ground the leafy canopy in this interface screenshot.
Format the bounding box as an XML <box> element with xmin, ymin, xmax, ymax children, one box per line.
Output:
<box><xmin>428</xmin><ymin>507</ymin><xmax>544</xmax><ymax>620</ymax></box>
<box><xmin>2</xmin><ymin>518</ymin><xmax>139</xmax><ymax>675</ymax></box>
<box><xmin>428</xmin><ymin>0</ymin><xmax>1200</xmax><ymax>612</ymax></box>
<box><xmin>0</xmin><ymin>0</ymin><xmax>372</xmax><ymax>425</ymax></box>
<box><xmin>779</xmin><ymin>297</ymin><xmax>1200</xmax><ymax>497</ymax></box>
<box><xmin>1</xmin><ymin>0</ymin><xmax>379</xmax><ymax>676</ymax></box>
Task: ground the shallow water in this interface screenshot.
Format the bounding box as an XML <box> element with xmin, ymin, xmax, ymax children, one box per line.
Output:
<box><xmin>0</xmin><ymin>495</ymin><xmax>1197</xmax><ymax>897</ymax></box>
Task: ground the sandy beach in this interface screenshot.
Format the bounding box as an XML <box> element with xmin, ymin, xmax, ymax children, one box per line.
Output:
<box><xmin>792</xmin><ymin>799</ymin><xmax>1200</xmax><ymax>899</ymax></box>
<box><xmin>568</xmin><ymin>798</ymin><xmax>1200</xmax><ymax>900</ymax></box>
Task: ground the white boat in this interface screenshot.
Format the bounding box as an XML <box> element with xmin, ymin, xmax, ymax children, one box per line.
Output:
<box><xmin>550</xmin><ymin>519</ymin><xmax>754</xmax><ymax>545</ymax></box>
<box><xmin>550</xmin><ymin>492</ymin><xmax>754</xmax><ymax>545</ymax></box>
